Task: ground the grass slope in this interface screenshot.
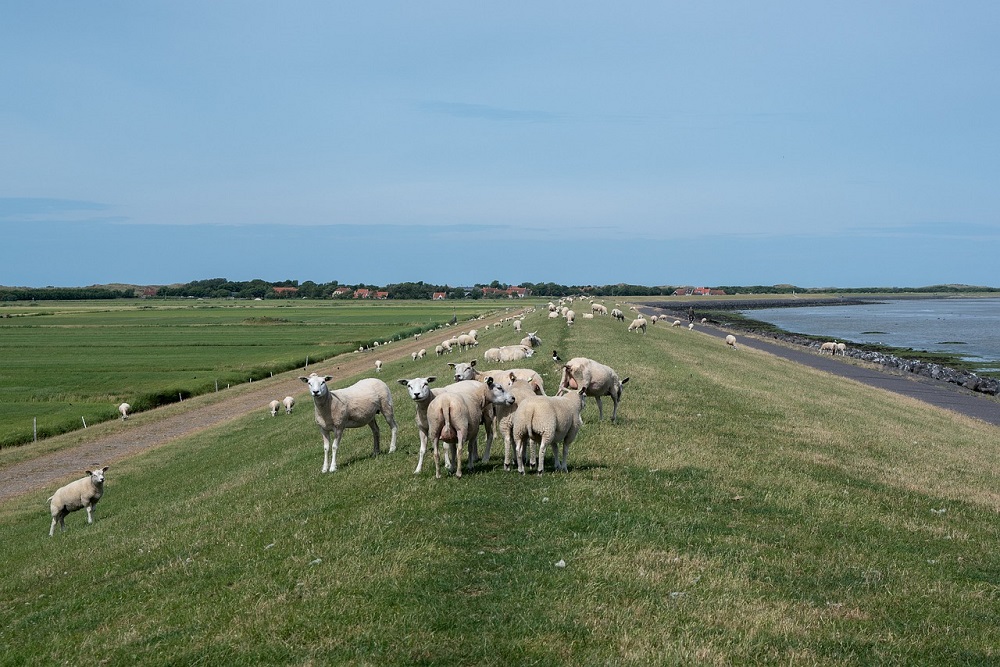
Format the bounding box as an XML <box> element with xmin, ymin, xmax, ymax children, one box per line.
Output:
<box><xmin>1</xmin><ymin>307</ymin><xmax>997</xmax><ymax>665</ymax></box>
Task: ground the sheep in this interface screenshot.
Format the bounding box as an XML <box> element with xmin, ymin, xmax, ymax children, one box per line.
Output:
<box><xmin>269</xmin><ymin>399</ymin><xmax>281</xmax><ymax>416</ymax></box>
<box><xmin>418</xmin><ymin>348</ymin><xmax>427</xmax><ymax>359</ymax></box>
<box><xmin>512</xmin><ymin>388</ymin><xmax>586</xmax><ymax>474</ymax></box>
<box><xmin>592</xmin><ymin>303</ymin><xmax>608</xmax><ymax>316</ymax></box>
<box><xmin>819</xmin><ymin>341</ymin><xmax>837</xmax><ymax>355</ymax></box>
<box><xmin>688</xmin><ymin>322</ymin><xmax>695</xmax><ymax>330</ymax></box>
<box><xmin>118</xmin><ymin>402</ymin><xmax>131</xmax><ymax>420</ymax></box>
<box><xmin>448</xmin><ymin>359</ymin><xmax>546</xmax><ymax>394</ymax></box>
<box><xmin>411</xmin><ymin>351</ymin><xmax>419</xmax><ymax>361</ymax></box>
<box><xmin>425</xmin><ymin>377</ymin><xmax>515</xmax><ymax>478</ymax></box>
<box><xmin>565</xmin><ymin>310</ymin><xmax>576</xmax><ymax>326</ymax></box>
<box><xmin>583</xmin><ymin>313</ymin><xmax>595</xmax><ymax>320</ymax></box>
<box><xmin>48</xmin><ymin>467</ymin><xmax>109</xmax><ymax>536</ymax></box>
<box><xmin>672</xmin><ymin>319</ymin><xmax>682</xmax><ymax>327</ymax></box>
<box><xmin>628</xmin><ymin>317</ymin><xmax>647</xmax><ymax>334</ymax></box>
<box><xmin>494</xmin><ymin>372</ymin><xmax>546</xmax><ymax>471</ymax></box>
<box><xmin>513</xmin><ymin>319</ymin><xmax>522</xmax><ymax>332</ymax></box>
<box><xmin>520</xmin><ymin>332</ymin><xmax>542</xmax><ymax>348</ymax></box>
<box><xmin>375</xmin><ymin>360</ymin><xmax>383</xmax><ymax>373</ymax></box>
<box><xmin>484</xmin><ymin>345</ymin><xmax>535</xmax><ymax>364</ymax></box>
<box><xmin>283</xmin><ymin>395</ymin><xmax>295</xmax><ymax>414</ymax></box>
<box><xmin>299</xmin><ymin>373</ymin><xmax>398</xmax><ymax>473</ymax></box>
<box><xmin>548</xmin><ymin>310</ymin><xmax>560</xmax><ymax>319</ymax></box>
<box><xmin>557</xmin><ymin>357</ymin><xmax>629</xmax><ymax>423</ymax></box>
<box><xmin>611</xmin><ymin>308</ymin><xmax>625</xmax><ymax>322</ymax></box>
<box><xmin>435</xmin><ymin>345</ymin><xmax>444</xmax><ymax>356</ymax></box>
<box><xmin>725</xmin><ymin>334</ymin><xmax>738</xmax><ymax>349</ymax></box>
<box><xmin>701</xmin><ymin>317</ymin><xmax>708</xmax><ymax>324</ymax></box>
<box><xmin>836</xmin><ymin>342</ymin><xmax>847</xmax><ymax>356</ymax></box>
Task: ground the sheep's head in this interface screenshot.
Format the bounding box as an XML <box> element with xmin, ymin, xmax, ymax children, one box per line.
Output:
<box><xmin>448</xmin><ymin>360</ymin><xmax>477</xmax><ymax>382</ymax></box>
<box><xmin>398</xmin><ymin>377</ymin><xmax>436</xmax><ymax>401</ymax></box>
<box><xmin>87</xmin><ymin>466</ymin><xmax>109</xmax><ymax>485</ymax></box>
<box><xmin>485</xmin><ymin>376</ymin><xmax>516</xmax><ymax>406</ymax></box>
<box><xmin>299</xmin><ymin>373</ymin><xmax>333</xmax><ymax>398</ymax></box>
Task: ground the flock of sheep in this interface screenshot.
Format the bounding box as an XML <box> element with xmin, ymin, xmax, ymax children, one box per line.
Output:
<box><xmin>47</xmin><ymin>297</ymin><xmax>748</xmax><ymax>534</ymax></box>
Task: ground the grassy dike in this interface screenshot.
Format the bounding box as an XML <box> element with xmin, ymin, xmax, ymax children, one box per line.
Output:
<box><xmin>1</xmin><ymin>307</ymin><xmax>997</xmax><ymax>665</ymax></box>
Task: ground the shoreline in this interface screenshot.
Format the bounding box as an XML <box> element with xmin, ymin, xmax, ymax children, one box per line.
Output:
<box><xmin>644</xmin><ymin>299</ymin><xmax>1000</xmax><ymax>397</ymax></box>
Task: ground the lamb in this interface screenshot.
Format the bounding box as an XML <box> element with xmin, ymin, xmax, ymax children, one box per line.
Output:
<box><xmin>819</xmin><ymin>341</ymin><xmax>837</xmax><ymax>355</ymax></box>
<box><xmin>484</xmin><ymin>345</ymin><xmax>535</xmax><ymax>363</ymax></box>
<box><xmin>48</xmin><ymin>467</ymin><xmax>109</xmax><ymax>536</ymax></box>
<box><xmin>557</xmin><ymin>357</ymin><xmax>629</xmax><ymax>422</ymax></box>
<box><xmin>299</xmin><ymin>372</ymin><xmax>398</xmax><ymax>473</ymax></box>
<box><xmin>520</xmin><ymin>332</ymin><xmax>542</xmax><ymax>348</ymax></box>
<box><xmin>725</xmin><ymin>334</ymin><xmax>738</xmax><ymax>349</ymax></box>
<box><xmin>283</xmin><ymin>396</ymin><xmax>295</xmax><ymax>414</ymax></box>
<box><xmin>425</xmin><ymin>377</ymin><xmax>515</xmax><ymax>478</ymax></box>
<box><xmin>512</xmin><ymin>388</ymin><xmax>586</xmax><ymax>474</ymax></box>
<box><xmin>118</xmin><ymin>402</ymin><xmax>131</xmax><ymax>420</ymax></box>
<box><xmin>375</xmin><ymin>360</ymin><xmax>383</xmax><ymax>372</ymax></box>
<box><xmin>836</xmin><ymin>342</ymin><xmax>847</xmax><ymax>356</ymax></box>
<box><xmin>628</xmin><ymin>317</ymin><xmax>647</xmax><ymax>334</ymax></box>
<box><xmin>269</xmin><ymin>399</ymin><xmax>281</xmax><ymax>416</ymax></box>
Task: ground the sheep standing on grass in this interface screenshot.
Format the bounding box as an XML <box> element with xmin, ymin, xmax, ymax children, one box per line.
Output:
<box><xmin>375</xmin><ymin>360</ymin><xmax>383</xmax><ymax>373</ymax></box>
<box><xmin>819</xmin><ymin>341</ymin><xmax>837</xmax><ymax>355</ymax></box>
<box><xmin>48</xmin><ymin>467</ymin><xmax>109</xmax><ymax>536</ymax></box>
<box><xmin>628</xmin><ymin>317</ymin><xmax>647</xmax><ymax>334</ymax></box>
<box><xmin>512</xmin><ymin>388</ymin><xmax>586</xmax><ymax>474</ymax></box>
<box><xmin>726</xmin><ymin>334</ymin><xmax>738</xmax><ymax>349</ymax></box>
<box><xmin>425</xmin><ymin>378</ymin><xmax>515</xmax><ymax>478</ymax></box>
<box><xmin>283</xmin><ymin>396</ymin><xmax>295</xmax><ymax>414</ymax></box>
<box><xmin>495</xmin><ymin>373</ymin><xmax>546</xmax><ymax>471</ymax></box>
<box><xmin>558</xmin><ymin>357</ymin><xmax>629</xmax><ymax>423</ymax></box>
<box><xmin>269</xmin><ymin>400</ymin><xmax>281</xmax><ymax>416</ymax></box>
<box><xmin>836</xmin><ymin>342</ymin><xmax>847</xmax><ymax>356</ymax></box>
<box><xmin>118</xmin><ymin>402</ymin><xmax>130</xmax><ymax>420</ymax></box>
<box><xmin>299</xmin><ymin>373</ymin><xmax>398</xmax><ymax>473</ymax></box>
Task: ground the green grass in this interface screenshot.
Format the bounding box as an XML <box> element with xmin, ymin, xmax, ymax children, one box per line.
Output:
<box><xmin>0</xmin><ymin>299</ymin><xmax>504</xmax><ymax>447</ymax></box>
<box><xmin>1</xmin><ymin>306</ymin><xmax>998</xmax><ymax>665</ymax></box>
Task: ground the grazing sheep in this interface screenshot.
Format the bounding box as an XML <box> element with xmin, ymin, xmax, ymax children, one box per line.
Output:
<box><xmin>725</xmin><ymin>334</ymin><xmax>738</xmax><ymax>349</ymax></box>
<box><xmin>688</xmin><ymin>322</ymin><xmax>695</xmax><ymax>330</ymax></box>
<box><xmin>672</xmin><ymin>319</ymin><xmax>682</xmax><ymax>327</ymax></box>
<box><xmin>512</xmin><ymin>388</ymin><xmax>586</xmax><ymax>474</ymax></box>
<box><xmin>48</xmin><ymin>467</ymin><xmax>109</xmax><ymax>536</ymax></box>
<box><xmin>592</xmin><ymin>303</ymin><xmax>608</xmax><ymax>316</ymax></box>
<box><xmin>819</xmin><ymin>341</ymin><xmax>838</xmax><ymax>355</ymax></box>
<box><xmin>299</xmin><ymin>373</ymin><xmax>398</xmax><ymax>473</ymax></box>
<box><xmin>628</xmin><ymin>317</ymin><xmax>647</xmax><ymax>334</ymax></box>
<box><xmin>836</xmin><ymin>342</ymin><xmax>847</xmax><ymax>356</ymax></box>
<box><xmin>269</xmin><ymin>400</ymin><xmax>281</xmax><ymax>416</ymax></box>
<box><xmin>118</xmin><ymin>402</ymin><xmax>130</xmax><ymax>420</ymax></box>
<box><xmin>701</xmin><ymin>317</ymin><xmax>708</xmax><ymax>324</ymax></box>
<box><xmin>411</xmin><ymin>351</ymin><xmax>419</xmax><ymax>361</ymax></box>
<box><xmin>558</xmin><ymin>357</ymin><xmax>629</xmax><ymax>423</ymax></box>
<box><xmin>425</xmin><ymin>377</ymin><xmax>515</xmax><ymax>478</ymax></box>
<box><xmin>435</xmin><ymin>345</ymin><xmax>445</xmax><ymax>356</ymax></box>
<box><xmin>611</xmin><ymin>308</ymin><xmax>625</xmax><ymax>322</ymax></box>
<box><xmin>418</xmin><ymin>348</ymin><xmax>427</xmax><ymax>359</ymax></box>
<box><xmin>513</xmin><ymin>319</ymin><xmax>522</xmax><ymax>332</ymax></box>
<box><xmin>565</xmin><ymin>310</ymin><xmax>575</xmax><ymax>326</ymax></box>
<box><xmin>283</xmin><ymin>396</ymin><xmax>295</xmax><ymax>414</ymax></box>
<box><xmin>375</xmin><ymin>360</ymin><xmax>383</xmax><ymax>373</ymax></box>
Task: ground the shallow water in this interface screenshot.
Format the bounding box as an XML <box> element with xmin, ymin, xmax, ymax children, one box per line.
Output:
<box><xmin>742</xmin><ymin>298</ymin><xmax>1000</xmax><ymax>372</ymax></box>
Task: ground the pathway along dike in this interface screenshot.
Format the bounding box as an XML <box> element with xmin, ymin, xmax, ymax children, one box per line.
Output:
<box><xmin>641</xmin><ymin>303</ymin><xmax>1000</xmax><ymax>428</ymax></box>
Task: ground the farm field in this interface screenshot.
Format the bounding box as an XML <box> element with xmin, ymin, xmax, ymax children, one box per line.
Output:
<box><xmin>0</xmin><ymin>298</ymin><xmax>511</xmax><ymax>448</ymax></box>
<box><xmin>1</xmin><ymin>303</ymin><xmax>998</xmax><ymax>665</ymax></box>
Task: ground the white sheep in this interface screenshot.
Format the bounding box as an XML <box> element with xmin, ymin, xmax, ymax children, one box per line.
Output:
<box><xmin>611</xmin><ymin>308</ymin><xmax>625</xmax><ymax>322</ymax></box>
<box><xmin>592</xmin><ymin>303</ymin><xmax>608</xmax><ymax>316</ymax></box>
<box><xmin>375</xmin><ymin>360</ymin><xmax>383</xmax><ymax>373</ymax></box>
<box><xmin>512</xmin><ymin>388</ymin><xmax>586</xmax><ymax>474</ymax></box>
<box><xmin>418</xmin><ymin>348</ymin><xmax>427</xmax><ymax>359</ymax></box>
<box><xmin>565</xmin><ymin>310</ymin><xmax>576</xmax><ymax>326</ymax></box>
<box><xmin>688</xmin><ymin>322</ymin><xmax>694</xmax><ymax>330</ymax></box>
<box><xmin>118</xmin><ymin>402</ymin><xmax>131</xmax><ymax>420</ymax></box>
<box><xmin>520</xmin><ymin>332</ymin><xmax>542</xmax><ymax>348</ymax></box>
<box><xmin>484</xmin><ymin>345</ymin><xmax>535</xmax><ymax>363</ymax></box>
<box><xmin>448</xmin><ymin>359</ymin><xmax>545</xmax><ymax>393</ymax></box>
<box><xmin>836</xmin><ymin>342</ymin><xmax>847</xmax><ymax>355</ymax></box>
<box><xmin>269</xmin><ymin>399</ymin><xmax>281</xmax><ymax>416</ymax></box>
<box><xmin>558</xmin><ymin>357</ymin><xmax>629</xmax><ymax>422</ymax></box>
<box><xmin>48</xmin><ymin>467</ymin><xmax>109</xmax><ymax>536</ymax></box>
<box><xmin>513</xmin><ymin>319</ymin><xmax>522</xmax><ymax>332</ymax></box>
<box><xmin>397</xmin><ymin>376</ymin><xmax>452</xmax><ymax>473</ymax></box>
<box><xmin>548</xmin><ymin>310</ymin><xmax>560</xmax><ymax>319</ymax></box>
<box><xmin>672</xmin><ymin>319</ymin><xmax>682</xmax><ymax>327</ymax></box>
<box><xmin>493</xmin><ymin>372</ymin><xmax>546</xmax><ymax>471</ymax></box>
<box><xmin>701</xmin><ymin>317</ymin><xmax>708</xmax><ymax>324</ymax></box>
<box><xmin>725</xmin><ymin>334</ymin><xmax>738</xmax><ymax>349</ymax></box>
<box><xmin>425</xmin><ymin>377</ymin><xmax>515</xmax><ymax>478</ymax></box>
<box><xmin>283</xmin><ymin>395</ymin><xmax>295</xmax><ymax>414</ymax></box>
<box><xmin>435</xmin><ymin>345</ymin><xmax>445</xmax><ymax>356</ymax></box>
<box><xmin>819</xmin><ymin>341</ymin><xmax>837</xmax><ymax>355</ymax></box>
<box><xmin>299</xmin><ymin>373</ymin><xmax>398</xmax><ymax>473</ymax></box>
<box><xmin>628</xmin><ymin>317</ymin><xmax>647</xmax><ymax>334</ymax></box>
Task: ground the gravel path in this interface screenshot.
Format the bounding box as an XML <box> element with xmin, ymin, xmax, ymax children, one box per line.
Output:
<box><xmin>0</xmin><ymin>328</ymin><xmax>449</xmax><ymax>503</ymax></box>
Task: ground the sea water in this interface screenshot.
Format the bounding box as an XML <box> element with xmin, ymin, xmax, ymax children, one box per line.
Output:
<box><xmin>742</xmin><ymin>298</ymin><xmax>1000</xmax><ymax>373</ymax></box>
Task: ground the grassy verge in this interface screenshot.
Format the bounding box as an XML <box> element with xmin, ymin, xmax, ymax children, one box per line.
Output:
<box><xmin>1</xmin><ymin>306</ymin><xmax>997</xmax><ymax>665</ymax></box>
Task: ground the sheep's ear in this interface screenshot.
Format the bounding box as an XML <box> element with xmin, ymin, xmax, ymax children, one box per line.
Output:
<box><xmin>470</xmin><ymin>359</ymin><xmax>477</xmax><ymax>367</ymax></box>
<box><xmin>621</xmin><ymin>377</ymin><xmax>630</xmax><ymax>385</ymax></box>
<box><xmin>324</xmin><ymin>376</ymin><xmax>333</xmax><ymax>382</ymax></box>
<box><xmin>486</xmin><ymin>376</ymin><xmax>495</xmax><ymax>387</ymax></box>
<box><xmin>102</xmin><ymin>466</ymin><xmax>109</xmax><ymax>472</ymax></box>
<box><xmin>298</xmin><ymin>376</ymin><xmax>309</xmax><ymax>383</ymax></box>
<box><xmin>86</xmin><ymin>470</ymin><xmax>93</xmax><ymax>476</ymax></box>
<box><xmin>427</xmin><ymin>376</ymin><xmax>437</xmax><ymax>383</ymax></box>
<box><xmin>397</xmin><ymin>379</ymin><xmax>409</xmax><ymax>386</ymax></box>
<box><xmin>447</xmin><ymin>363</ymin><xmax>456</xmax><ymax>369</ymax></box>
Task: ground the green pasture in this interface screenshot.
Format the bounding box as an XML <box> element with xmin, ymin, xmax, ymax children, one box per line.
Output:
<box><xmin>1</xmin><ymin>304</ymin><xmax>998</xmax><ymax>665</ymax></box>
<box><xmin>0</xmin><ymin>299</ymin><xmax>509</xmax><ymax>448</ymax></box>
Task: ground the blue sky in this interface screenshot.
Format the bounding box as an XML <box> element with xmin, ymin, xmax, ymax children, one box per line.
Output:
<box><xmin>2</xmin><ymin>2</ymin><xmax>998</xmax><ymax>288</ymax></box>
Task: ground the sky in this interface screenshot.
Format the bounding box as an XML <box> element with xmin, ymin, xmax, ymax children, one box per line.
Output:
<box><xmin>2</xmin><ymin>2</ymin><xmax>999</xmax><ymax>289</ymax></box>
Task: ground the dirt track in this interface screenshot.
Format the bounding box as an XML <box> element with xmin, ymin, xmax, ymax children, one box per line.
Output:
<box><xmin>0</xmin><ymin>326</ymin><xmax>456</xmax><ymax>503</ymax></box>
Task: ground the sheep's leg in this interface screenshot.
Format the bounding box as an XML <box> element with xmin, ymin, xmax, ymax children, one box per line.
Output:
<box><xmin>320</xmin><ymin>428</ymin><xmax>334</xmax><ymax>473</ymax></box>
<box><xmin>479</xmin><ymin>411</ymin><xmax>495</xmax><ymax>463</ymax></box>
<box><xmin>385</xmin><ymin>413</ymin><xmax>398</xmax><ymax>453</ymax></box>
<box><xmin>432</xmin><ymin>438</ymin><xmax>441</xmax><ymax>479</ymax></box>
<box><xmin>594</xmin><ymin>396</ymin><xmax>605</xmax><ymax>421</ymax></box>
<box><xmin>86</xmin><ymin>504</ymin><xmax>94</xmax><ymax>524</ymax></box>
<box><xmin>537</xmin><ymin>435</ymin><xmax>549</xmax><ymax>474</ymax></box>
<box><xmin>455</xmin><ymin>432</ymin><xmax>466</xmax><ymax>478</ymax></box>
<box><xmin>414</xmin><ymin>430</ymin><xmax>429</xmax><ymax>474</ymax></box>
<box><xmin>515</xmin><ymin>435</ymin><xmax>526</xmax><ymax>474</ymax></box>
<box><xmin>610</xmin><ymin>397</ymin><xmax>620</xmax><ymax>423</ymax></box>
<box><xmin>370</xmin><ymin>420</ymin><xmax>381</xmax><ymax>456</ymax></box>
<box><xmin>49</xmin><ymin>516</ymin><xmax>58</xmax><ymax>537</ymax></box>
